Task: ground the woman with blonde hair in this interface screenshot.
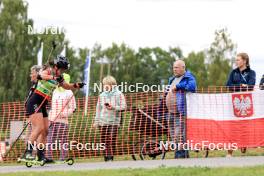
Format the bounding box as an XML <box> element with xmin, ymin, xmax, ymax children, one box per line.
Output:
<box><xmin>226</xmin><ymin>52</ymin><xmax>256</xmax><ymax>92</ymax></box>
<box><xmin>93</xmin><ymin>76</ymin><xmax>126</xmax><ymax>161</ymax></box>
<box><xmin>226</xmin><ymin>52</ymin><xmax>256</xmax><ymax>157</ymax></box>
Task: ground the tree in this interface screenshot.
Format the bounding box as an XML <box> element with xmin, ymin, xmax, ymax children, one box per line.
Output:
<box><xmin>153</xmin><ymin>47</ymin><xmax>180</xmax><ymax>85</ymax></box>
<box><xmin>0</xmin><ymin>0</ymin><xmax>71</xmax><ymax>102</ymax></box>
<box><xmin>185</xmin><ymin>51</ymin><xmax>208</xmax><ymax>88</ymax></box>
<box><xmin>207</xmin><ymin>28</ymin><xmax>237</xmax><ymax>86</ymax></box>
<box><xmin>0</xmin><ymin>0</ymin><xmax>38</xmax><ymax>102</ymax></box>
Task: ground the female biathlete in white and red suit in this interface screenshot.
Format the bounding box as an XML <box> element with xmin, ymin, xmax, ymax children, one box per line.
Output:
<box><xmin>23</xmin><ymin>55</ymin><xmax>85</xmax><ymax>162</ymax></box>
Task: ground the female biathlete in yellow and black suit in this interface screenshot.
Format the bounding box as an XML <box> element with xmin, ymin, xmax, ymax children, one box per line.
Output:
<box><xmin>23</xmin><ymin>55</ymin><xmax>85</xmax><ymax>162</ymax></box>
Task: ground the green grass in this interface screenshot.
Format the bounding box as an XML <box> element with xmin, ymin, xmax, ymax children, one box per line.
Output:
<box><xmin>1</xmin><ymin>166</ymin><xmax>264</xmax><ymax>176</ymax></box>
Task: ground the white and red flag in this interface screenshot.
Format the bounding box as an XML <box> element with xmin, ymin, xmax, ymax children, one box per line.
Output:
<box><xmin>186</xmin><ymin>90</ymin><xmax>264</xmax><ymax>148</ymax></box>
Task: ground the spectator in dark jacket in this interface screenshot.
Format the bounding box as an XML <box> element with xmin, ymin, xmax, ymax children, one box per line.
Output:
<box><xmin>226</xmin><ymin>52</ymin><xmax>256</xmax><ymax>92</ymax></box>
<box><xmin>226</xmin><ymin>52</ymin><xmax>256</xmax><ymax>157</ymax></box>
<box><xmin>260</xmin><ymin>75</ymin><xmax>264</xmax><ymax>90</ymax></box>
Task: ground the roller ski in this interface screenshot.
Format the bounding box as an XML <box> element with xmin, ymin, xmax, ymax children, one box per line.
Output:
<box><xmin>17</xmin><ymin>150</ymin><xmax>46</xmax><ymax>167</ymax></box>
<box><xmin>17</xmin><ymin>152</ymin><xmax>44</xmax><ymax>167</ymax></box>
<box><xmin>44</xmin><ymin>158</ymin><xmax>74</xmax><ymax>166</ymax></box>
<box><xmin>17</xmin><ymin>157</ymin><xmax>45</xmax><ymax>168</ymax></box>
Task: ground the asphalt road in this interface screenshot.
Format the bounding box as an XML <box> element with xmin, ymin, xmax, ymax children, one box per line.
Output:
<box><xmin>1</xmin><ymin>156</ymin><xmax>264</xmax><ymax>173</ymax></box>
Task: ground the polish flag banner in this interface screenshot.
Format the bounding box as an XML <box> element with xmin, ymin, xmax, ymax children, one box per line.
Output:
<box><xmin>186</xmin><ymin>90</ymin><xmax>264</xmax><ymax>148</ymax></box>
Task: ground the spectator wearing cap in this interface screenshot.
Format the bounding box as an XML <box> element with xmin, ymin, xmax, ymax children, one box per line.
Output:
<box><xmin>46</xmin><ymin>73</ymin><xmax>76</xmax><ymax>162</ymax></box>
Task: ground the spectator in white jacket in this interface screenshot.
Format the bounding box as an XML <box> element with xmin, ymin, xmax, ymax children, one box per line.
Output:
<box><xmin>46</xmin><ymin>73</ymin><xmax>76</xmax><ymax>162</ymax></box>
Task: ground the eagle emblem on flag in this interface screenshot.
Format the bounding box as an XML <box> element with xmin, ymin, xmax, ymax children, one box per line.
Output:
<box><xmin>232</xmin><ymin>93</ymin><xmax>254</xmax><ymax>117</ymax></box>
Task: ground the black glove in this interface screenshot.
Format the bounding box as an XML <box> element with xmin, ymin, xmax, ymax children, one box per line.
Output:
<box><xmin>56</xmin><ymin>75</ymin><xmax>64</xmax><ymax>83</ymax></box>
<box><xmin>74</xmin><ymin>82</ymin><xmax>86</xmax><ymax>88</ymax></box>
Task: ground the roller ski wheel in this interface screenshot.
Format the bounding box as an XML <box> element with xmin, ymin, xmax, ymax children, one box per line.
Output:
<box><xmin>17</xmin><ymin>157</ymin><xmax>45</xmax><ymax>167</ymax></box>
<box><xmin>66</xmin><ymin>158</ymin><xmax>74</xmax><ymax>165</ymax></box>
<box><xmin>25</xmin><ymin>162</ymin><xmax>32</xmax><ymax>168</ymax></box>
